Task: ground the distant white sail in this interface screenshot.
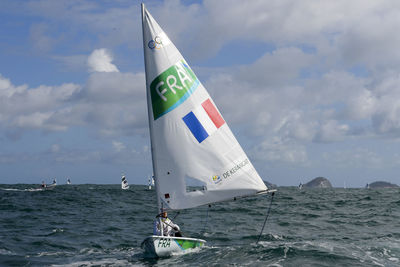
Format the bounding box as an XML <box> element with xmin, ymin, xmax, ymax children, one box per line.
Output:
<box><xmin>121</xmin><ymin>175</ymin><xmax>129</xmax><ymax>190</ymax></box>
<box><xmin>148</xmin><ymin>175</ymin><xmax>154</xmax><ymax>190</ymax></box>
<box><xmin>142</xmin><ymin>6</ymin><xmax>267</xmax><ymax>211</ymax></box>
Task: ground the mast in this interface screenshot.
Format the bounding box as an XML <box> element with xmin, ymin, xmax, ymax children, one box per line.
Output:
<box><xmin>141</xmin><ymin>3</ymin><xmax>162</xmax><ymax>215</ymax></box>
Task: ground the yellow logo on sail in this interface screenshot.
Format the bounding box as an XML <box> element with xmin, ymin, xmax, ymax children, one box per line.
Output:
<box><xmin>212</xmin><ymin>175</ymin><xmax>222</xmax><ymax>184</ymax></box>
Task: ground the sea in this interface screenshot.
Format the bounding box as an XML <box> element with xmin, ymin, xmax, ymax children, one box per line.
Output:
<box><xmin>1</xmin><ymin>185</ymin><xmax>399</xmax><ymax>266</ymax></box>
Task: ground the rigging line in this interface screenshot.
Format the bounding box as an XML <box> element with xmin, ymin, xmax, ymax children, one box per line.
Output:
<box><xmin>172</xmin><ymin>211</ymin><xmax>180</xmax><ymax>220</ymax></box>
<box><xmin>161</xmin><ymin>220</ymin><xmax>185</xmax><ymax>237</ymax></box>
<box><xmin>201</xmin><ymin>204</ymin><xmax>211</xmax><ymax>235</ymax></box>
<box><xmin>256</xmin><ymin>192</ymin><xmax>275</xmax><ymax>244</ymax></box>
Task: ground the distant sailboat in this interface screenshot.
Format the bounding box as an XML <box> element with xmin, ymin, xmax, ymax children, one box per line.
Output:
<box><xmin>140</xmin><ymin>4</ymin><xmax>275</xmax><ymax>257</ymax></box>
<box><xmin>42</xmin><ymin>178</ymin><xmax>56</xmax><ymax>190</ymax></box>
<box><xmin>148</xmin><ymin>175</ymin><xmax>154</xmax><ymax>190</ymax></box>
<box><xmin>121</xmin><ymin>174</ymin><xmax>129</xmax><ymax>190</ymax></box>
<box><xmin>40</xmin><ymin>181</ymin><xmax>47</xmax><ymax>189</ymax></box>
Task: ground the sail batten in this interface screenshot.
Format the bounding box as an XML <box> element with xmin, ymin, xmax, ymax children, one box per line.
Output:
<box><xmin>142</xmin><ymin>5</ymin><xmax>267</xmax><ymax>211</ymax></box>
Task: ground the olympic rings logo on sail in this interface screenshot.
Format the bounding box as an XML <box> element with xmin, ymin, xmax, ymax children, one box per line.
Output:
<box><xmin>148</xmin><ymin>36</ymin><xmax>163</xmax><ymax>50</ymax></box>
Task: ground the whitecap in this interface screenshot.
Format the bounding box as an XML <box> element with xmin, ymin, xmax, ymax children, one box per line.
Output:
<box><xmin>50</xmin><ymin>259</ymin><xmax>132</xmax><ymax>267</ymax></box>
<box><xmin>1</xmin><ymin>188</ymin><xmax>21</xmax><ymax>191</ymax></box>
<box><xmin>0</xmin><ymin>249</ymin><xmax>14</xmax><ymax>255</ymax></box>
<box><xmin>170</xmin><ymin>246</ymin><xmax>202</xmax><ymax>256</ymax></box>
<box><xmin>37</xmin><ymin>251</ymin><xmax>66</xmax><ymax>257</ymax></box>
<box><xmin>78</xmin><ymin>248</ymin><xmax>101</xmax><ymax>255</ymax></box>
<box><xmin>271</xmin><ymin>234</ymin><xmax>284</xmax><ymax>240</ymax></box>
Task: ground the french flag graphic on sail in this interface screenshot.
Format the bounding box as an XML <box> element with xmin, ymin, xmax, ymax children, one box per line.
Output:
<box><xmin>182</xmin><ymin>98</ymin><xmax>225</xmax><ymax>143</ymax></box>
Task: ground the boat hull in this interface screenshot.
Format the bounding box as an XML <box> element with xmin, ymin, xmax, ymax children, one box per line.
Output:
<box><xmin>43</xmin><ymin>184</ymin><xmax>56</xmax><ymax>190</ymax></box>
<box><xmin>141</xmin><ymin>235</ymin><xmax>206</xmax><ymax>257</ymax></box>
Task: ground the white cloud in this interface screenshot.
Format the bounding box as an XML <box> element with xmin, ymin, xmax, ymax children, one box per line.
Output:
<box><xmin>313</xmin><ymin>120</ymin><xmax>349</xmax><ymax>143</ymax></box>
<box><xmin>4</xmin><ymin>1</ymin><xmax>400</xmax><ymax>185</ymax></box>
<box><xmin>250</xmin><ymin>136</ymin><xmax>308</xmax><ymax>164</ymax></box>
<box><xmin>80</xmin><ymin>71</ymin><xmax>147</xmax><ymax>136</ymax></box>
<box><xmin>0</xmin><ymin>75</ymin><xmax>27</xmax><ymax>97</ymax></box>
<box><xmin>12</xmin><ymin>1</ymin><xmax>400</xmax><ymax>145</ymax></box>
<box><xmin>370</xmin><ymin>73</ymin><xmax>400</xmax><ymax>135</ymax></box>
<box><xmin>112</xmin><ymin>141</ymin><xmax>126</xmax><ymax>152</ymax></box>
<box><xmin>51</xmin><ymin>144</ymin><xmax>61</xmax><ymax>153</ymax></box>
<box><xmin>53</xmin><ymin>54</ymin><xmax>88</xmax><ymax>72</ymax></box>
<box><xmin>87</xmin><ymin>49</ymin><xmax>119</xmax><ymax>73</ymax></box>
<box><xmin>0</xmin><ymin>75</ymin><xmax>81</xmax><ymax>132</ymax></box>
<box><xmin>238</xmin><ymin>47</ymin><xmax>315</xmax><ymax>86</ymax></box>
<box><xmin>13</xmin><ymin>112</ymin><xmax>67</xmax><ymax>131</ymax></box>
<box><xmin>322</xmin><ymin>148</ymin><xmax>383</xmax><ymax>169</ymax></box>
<box><xmin>29</xmin><ymin>23</ymin><xmax>57</xmax><ymax>52</ymax></box>
<box><xmin>0</xmin><ymin>70</ymin><xmax>147</xmax><ymax>138</ymax></box>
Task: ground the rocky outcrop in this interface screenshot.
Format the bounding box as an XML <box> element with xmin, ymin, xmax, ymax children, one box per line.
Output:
<box><xmin>367</xmin><ymin>181</ymin><xmax>399</xmax><ymax>188</ymax></box>
<box><xmin>304</xmin><ymin>177</ymin><xmax>332</xmax><ymax>188</ymax></box>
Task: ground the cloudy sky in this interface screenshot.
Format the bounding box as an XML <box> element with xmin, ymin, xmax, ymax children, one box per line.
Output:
<box><xmin>1</xmin><ymin>0</ymin><xmax>400</xmax><ymax>187</ymax></box>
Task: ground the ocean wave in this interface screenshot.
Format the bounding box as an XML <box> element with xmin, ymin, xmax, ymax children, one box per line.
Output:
<box><xmin>1</xmin><ymin>185</ymin><xmax>399</xmax><ymax>266</ymax></box>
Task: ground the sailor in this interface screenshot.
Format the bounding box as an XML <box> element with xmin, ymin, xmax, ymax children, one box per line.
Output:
<box><xmin>153</xmin><ymin>211</ymin><xmax>182</xmax><ymax>237</ymax></box>
<box><xmin>41</xmin><ymin>181</ymin><xmax>46</xmax><ymax>188</ymax></box>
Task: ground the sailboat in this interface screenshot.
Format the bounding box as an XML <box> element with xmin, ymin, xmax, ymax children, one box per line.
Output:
<box><xmin>140</xmin><ymin>4</ymin><xmax>275</xmax><ymax>257</ymax></box>
<box><xmin>121</xmin><ymin>174</ymin><xmax>129</xmax><ymax>190</ymax></box>
<box><xmin>42</xmin><ymin>178</ymin><xmax>57</xmax><ymax>190</ymax></box>
<box><xmin>148</xmin><ymin>175</ymin><xmax>154</xmax><ymax>190</ymax></box>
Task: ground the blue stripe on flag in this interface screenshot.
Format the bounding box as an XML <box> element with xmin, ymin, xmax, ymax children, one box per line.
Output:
<box><xmin>182</xmin><ymin>111</ymin><xmax>209</xmax><ymax>143</ymax></box>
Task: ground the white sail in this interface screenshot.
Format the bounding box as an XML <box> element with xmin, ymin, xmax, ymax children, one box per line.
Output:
<box><xmin>148</xmin><ymin>175</ymin><xmax>154</xmax><ymax>189</ymax></box>
<box><xmin>121</xmin><ymin>175</ymin><xmax>129</xmax><ymax>190</ymax></box>
<box><xmin>142</xmin><ymin>6</ymin><xmax>267</xmax><ymax>211</ymax></box>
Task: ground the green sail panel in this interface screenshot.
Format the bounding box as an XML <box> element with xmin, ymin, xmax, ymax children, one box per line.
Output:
<box><xmin>150</xmin><ymin>60</ymin><xmax>199</xmax><ymax>120</ymax></box>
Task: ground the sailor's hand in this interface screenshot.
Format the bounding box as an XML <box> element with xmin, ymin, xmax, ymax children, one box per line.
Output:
<box><xmin>173</xmin><ymin>226</ymin><xmax>179</xmax><ymax>231</ymax></box>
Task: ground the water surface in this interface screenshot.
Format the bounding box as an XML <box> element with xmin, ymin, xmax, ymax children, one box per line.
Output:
<box><xmin>1</xmin><ymin>185</ymin><xmax>399</xmax><ymax>266</ymax></box>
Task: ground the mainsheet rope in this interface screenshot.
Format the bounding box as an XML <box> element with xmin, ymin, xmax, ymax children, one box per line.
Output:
<box><xmin>201</xmin><ymin>204</ymin><xmax>211</xmax><ymax>235</ymax></box>
<box><xmin>256</xmin><ymin>192</ymin><xmax>275</xmax><ymax>244</ymax></box>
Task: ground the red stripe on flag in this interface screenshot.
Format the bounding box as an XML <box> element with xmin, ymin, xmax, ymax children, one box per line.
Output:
<box><xmin>201</xmin><ymin>98</ymin><xmax>225</xmax><ymax>128</ymax></box>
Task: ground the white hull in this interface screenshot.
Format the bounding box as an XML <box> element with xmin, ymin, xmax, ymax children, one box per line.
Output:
<box><xmin>44</xmin><ymin>184</ymin><xmax>56</xmax><ymax>190</ymax></box>
<box><xmin>121</xmin><ymin>175</ymin><xmax>129</xmax><ymax>189</ymax></box>
<box><xmin>141</xmin><ymin>235</ymin><xmax>206</xmax><ymax>257</ymax></box>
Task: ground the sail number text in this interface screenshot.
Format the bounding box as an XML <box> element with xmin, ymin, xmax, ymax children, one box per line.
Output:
<box><xmin>157</xmin><ymin>238</ymin><xmax>171</xmax><ymax>248</ymax></box>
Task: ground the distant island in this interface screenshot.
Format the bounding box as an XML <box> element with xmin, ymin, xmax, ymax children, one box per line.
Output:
<box><xmin>366</xmin><ymin>181</ymin><xmax>399</xmax><ymax>189</ymax></box>
<box><xmin>303</xmin><ymin>177</ymin><xmax>332</xmax><ymax>188</ymax></box>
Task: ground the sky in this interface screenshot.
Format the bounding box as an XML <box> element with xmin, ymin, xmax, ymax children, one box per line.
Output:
<box><xmin>1</xmin><ymin>0</ymin><xmax>400</xmax><ymax>187</ymax></box>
